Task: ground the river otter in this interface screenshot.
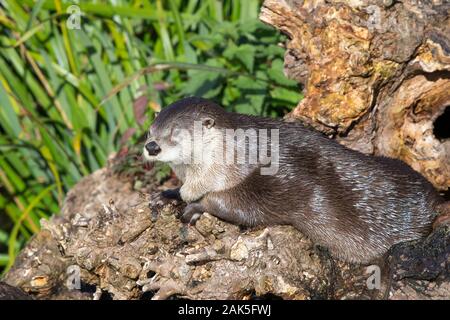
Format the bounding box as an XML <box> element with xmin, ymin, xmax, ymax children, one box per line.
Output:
<box><xmin>143</xmin><ymin>97</ymin><xmax>446</xmax><ymax>264</ymax></box>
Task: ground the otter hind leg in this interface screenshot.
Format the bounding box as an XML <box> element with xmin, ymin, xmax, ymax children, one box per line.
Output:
<box><xmin>180</xmin><ymin>202</ymin><xmax>205</xmax><ymax>225</ymax></box>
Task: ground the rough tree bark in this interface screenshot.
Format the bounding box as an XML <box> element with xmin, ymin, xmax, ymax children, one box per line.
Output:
<box><xmin>1</xmin><ymin>0</ymin><xmax>449</xmax><ymax>300</ymax></box>
<box><xmin>260</xmin><ymin>0</ymin><xmax>450</xmax><ymax>191</ymax></box>
<box><xmin>2</xmin><ymin>156</ymin><xmax>449</xmax><ymax>300</ymax></box>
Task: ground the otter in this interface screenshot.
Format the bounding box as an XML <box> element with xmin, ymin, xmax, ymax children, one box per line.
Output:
<box><xmin>143</xmin><ymin>97</ymin><xmax>447</xmax><ymax>264</ymax></box>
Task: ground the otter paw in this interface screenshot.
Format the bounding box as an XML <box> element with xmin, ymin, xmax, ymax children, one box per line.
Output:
<box><xmin>180</xmin><ymin>203</ymin><xmax>205</xmax><ymax>225</ymax></box>
<box><xmin>161</xmin><ymin>188</ymin><xmax>182</xmax><ymax>201</ymax></box>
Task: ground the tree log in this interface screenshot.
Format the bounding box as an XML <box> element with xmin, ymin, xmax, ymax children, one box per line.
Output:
<box><xmin>260</xmin><ymin>0</ymin><xmax>450</xmax><ymax>191</ymax></box>
<box><xmin>1</xmin><ymin>163</ymin><xmax>449</xmax><ymax>300</ymax></box>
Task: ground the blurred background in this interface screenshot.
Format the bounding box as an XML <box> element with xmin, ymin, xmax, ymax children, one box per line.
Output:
<box><xmin>0</xmin><ymin>0</ymin><xmax>302</xmax><ymax>273</ymax></box>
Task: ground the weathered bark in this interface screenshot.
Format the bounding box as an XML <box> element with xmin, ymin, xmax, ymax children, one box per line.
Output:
<box><xmin>260</xmin><ymin>0</ymin><xmax>450</xmax><ymax>191</ymax></box>
<box><xmin>1</xmin><ymin>163</ymin><xmax>449</xmax><ymax>300</ymax></box>
<box><xmin>0</xmin><ymin>282</ymin><xmax>33</xmax><ymax>300</ymax></box>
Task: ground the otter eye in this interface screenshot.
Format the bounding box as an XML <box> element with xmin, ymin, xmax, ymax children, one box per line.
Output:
<box><xmin>168</xmin><ymin>127</ymin><xmax>176</xmax><ymax>143</ymax></box>
<box><xmin>149</xmin><ymin>126</ymin><xmax>155</xmax><ymax>138</ymax></box>
<box><xmin>174</xmin><ymin>127</ymin><xmax>183</xmax><ymax>139</ymax></box>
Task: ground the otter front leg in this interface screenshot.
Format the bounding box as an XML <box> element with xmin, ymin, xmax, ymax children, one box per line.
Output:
<box><xmin>180</xmin><ymin>203</ymin><xmax>205</xmax><ymax>225</ymax></box>
<box><xmin>180</xmin><ymin>183</ymin><xmax>206</xmax><ymax>203</ymax></box>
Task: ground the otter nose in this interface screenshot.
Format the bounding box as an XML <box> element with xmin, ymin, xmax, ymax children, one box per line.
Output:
<box><xmin>145</xmin><ymin>141</ymin><xmax>161</xmax><ymax>156</ymax></box>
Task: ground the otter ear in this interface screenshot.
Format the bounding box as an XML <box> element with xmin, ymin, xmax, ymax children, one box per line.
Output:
<box><xmin>202</xmin><ymin>117</ymin><xmax>215</xmax><ymax>129</ymax></box>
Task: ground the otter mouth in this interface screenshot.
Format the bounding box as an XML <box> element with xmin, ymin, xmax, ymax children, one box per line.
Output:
<box><xmin>143</xmin><ymin>151</ymin><xmax>155</xmax><ymax>161</ymax></box>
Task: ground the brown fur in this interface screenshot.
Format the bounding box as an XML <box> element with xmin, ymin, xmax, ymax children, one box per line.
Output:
<box><xmin>145</xmin><ymin>97</ymin><xmax>445</xmax><ymax>264</ymax></box>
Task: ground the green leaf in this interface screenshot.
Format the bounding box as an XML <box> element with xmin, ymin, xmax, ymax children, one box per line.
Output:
<box><xmin>154</xmin><ymin>162</ymin><xmax>172</xmax><ymax>184</ymax></box>
<box><xmin>268</xmin><ymin>59</ymin><xmax>298</xmax><ymax>86</ymax></box>
<box><xmin>270</xmin><ymin>87</ymin><xmax>303</xmax><ymax>105</ymax></box>
<box><xmin>224</xmin><ymin>44</ymin><xmax>256</xmax><ymax>72</ymax></box>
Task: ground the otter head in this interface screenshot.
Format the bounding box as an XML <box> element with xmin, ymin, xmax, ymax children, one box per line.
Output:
<box><xmin>143</xmin><ymin>97</ymin><xmax>226</xmax><ymax>165</ymax></box>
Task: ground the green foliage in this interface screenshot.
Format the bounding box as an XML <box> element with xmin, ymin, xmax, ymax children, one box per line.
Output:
<box><xmin>0</xmin><ymin>0</ymin><xmax>302</xmax><ymax>273</ymax></box>
<box><xmin>154</xmin><ymin>162</ymin><xmax>173</xmax><ymax>184</ymax></box>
